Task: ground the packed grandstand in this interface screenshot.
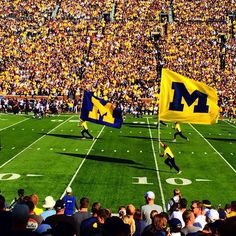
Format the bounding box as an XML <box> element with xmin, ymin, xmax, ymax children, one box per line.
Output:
<box><xmin>0</xmin><ymin>0</ymin><xmax>235</xmax><ymax>119</ymax></box>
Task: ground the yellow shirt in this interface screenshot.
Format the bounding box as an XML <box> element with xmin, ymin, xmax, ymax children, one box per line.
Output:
<box><xmin>164</xmin><ymin>147</ymin><xmax>174</xmax><ymax>158</ymax></box>
<box><xmin>34</xmin><ymin>207</ymin><xmax>43</xmax><ymax>215</ymax></box>
<box><xmin>175</xmin><ymin>123</ymin><xmax>181</xmax><ymax>132</ymax></box>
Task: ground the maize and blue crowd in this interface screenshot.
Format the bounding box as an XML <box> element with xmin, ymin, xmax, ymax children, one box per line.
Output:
<box><xmin>0</xmin><ymin>187</ymin><xmax>236</xmax><ymax>235</ymax></box>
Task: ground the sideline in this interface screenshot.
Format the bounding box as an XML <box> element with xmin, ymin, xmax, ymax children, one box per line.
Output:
<box><xmin>0</xmin><ymin>118</ymin><xmax>30</xmax><ymax>131</ymax></box>
<box><xmin>61</xmin><ymin>125</ymin><xmax>105</xmax><ymax>199</ymax></box>
<box><xmin>189</xmin><ymin>124</ymin><xmax>236</xmax><ymax>174</ymax></box>
<box><xmin>0</xmin><ymin>116</ymin><xmax>74</xmax><ymax>169</ymax></box>
<box><xmin>147</xmin><ymin>117</ymin><xmax>166</xmax><ymax>211</ymax></box>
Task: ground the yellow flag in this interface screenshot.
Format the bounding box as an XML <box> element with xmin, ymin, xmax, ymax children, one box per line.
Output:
<box><xmin>159</xmin><ymin>69</ymin><xmax>219</xmax><ymax>124</ymax></box>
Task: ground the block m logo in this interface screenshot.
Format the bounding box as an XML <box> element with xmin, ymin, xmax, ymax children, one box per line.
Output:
<box><xmin>169</xmin><ymin>82</ymin><xmax>209</xmax><ymax>113</ymax></box>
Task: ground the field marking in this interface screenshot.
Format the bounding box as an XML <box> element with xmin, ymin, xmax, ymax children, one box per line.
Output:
<box><xmin>223</xmin><ymin>120</ymin><xmax>236</xmax><ymax>128</ymax></box>
<box><xmin>195</xmin><ymin>179</ymin><xmax>212</xmax><ymax>182</ymax></box>
<box><xmin>189</xmin><ymin>124</ymin><xmax>236</xmax><ymax>174</ymax></box>
<box><xmin>0</xmin><ymin>116</ymin><xmax>74</xmax><ymax>169</ymax></box>
<box><xmin>0</xmin><ymin>118</ymin><xmax>30</xmax><ymax>131</ymax></box>
<box><xmin>146</xmin><ymin>117</ymin><xmax>166</xmax><ymax>211</ymax></box>
<box><xmin>60</xmin><ymin>126</ymin><xmax>105</xmax><ymax>199</ymax></box>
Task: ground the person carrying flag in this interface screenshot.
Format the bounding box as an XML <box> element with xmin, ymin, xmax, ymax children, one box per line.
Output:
<box><xmin>160</xmin><ymin>142</ymin><xmax>182</xmax><ymax>174</ymax></box>
<box><xmin>79</xmin><ymin>119</ymin><xmax>94</xmax><ymax>140</ymax></box>
<box><xmin>173</xmin><ymin>122</ymin><xmax>189</xmax><ymax>142</ymax></box>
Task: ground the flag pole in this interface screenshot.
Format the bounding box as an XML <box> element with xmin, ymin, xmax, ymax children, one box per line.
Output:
<box><xmin>158</xmin><ymin>103</ymin><xmax>161</xmax><ymax>155</ymax></box>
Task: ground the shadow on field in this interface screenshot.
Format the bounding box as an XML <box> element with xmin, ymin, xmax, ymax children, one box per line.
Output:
<box><xmin>120</xmin><ymin>135</ymin><xmax>158</xmax><ymax>141</ymax></box>
<box><xmin>40</xmin><ymin>133</ymin><xmax>83</xmax><ymax>140</ymax></box>
<box><xmin>123</xmin><ymin>122</ymin><xmax>157</xmax><ymax>129</ymax></box>
<box><xmin>127</xmin><ymin>125</ymin><xmax>157</xmax><ymax>129</ymax></box>
<box><xmin>57</xmin><ymin>152</ymin><xmax>141</xmax><ymax>165</ymax></box>
<box><xmin>206</xmin><ymin>137</ymin><xmax>236</xmax><ymax>142</ymax></box>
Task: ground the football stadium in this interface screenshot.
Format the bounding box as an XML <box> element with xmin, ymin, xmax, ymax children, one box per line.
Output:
<box><xmin>0</xmin><ymin>1</ymin><xmax>235</xmax><ymax>235</ymax></box>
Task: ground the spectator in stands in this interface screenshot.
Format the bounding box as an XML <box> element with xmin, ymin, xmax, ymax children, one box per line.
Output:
<box><xmin>122</xmin><ymin>204</ymin><xmax>136</xmax><ymax>235</ymax></box>
<box><xmin>191</xmin><ymin>200</ymin><xmax>207</xmax><ymax>230</ymax></box>
<box><xmin>63</xmin><ymin>186</ymin><xmax>79</xmax><ymax>216</ymax></box>
<box><xmin>81</xmin><ymin>208</ymin><xmax>111</xmax><ymax>236</ymax></box>
<box><xmin>103</xmin><ymin>216</ymin><xmax>130</xmax><ymax>236</ymax></box>
<box><xmin>168</xmin><ymin>218</ymin><xmax>182</xmax><ymax>236</ymax></box>
<box><xmin>25</xmin><ymin>200</ymin><xmax>43</xmax><ymax>232</ymax></box>
<box><xmin>202</xmin><ymin>200</ymin><xmax>212</xmax><ymax>214</ymax></box>
<box><xmin>30</xmin><ymin>194</ymin><xmax>43</xmax><ymax>216</ymax></box>
<box><xmin>169</xmin><ymin>198</ymin><xmax>188</xmax><ymax>228</ymax></box>
<box><xmin>133</xmin><ymin>208</ymin><xmax>146</xmax><ymax>236</ymax></box>
<box><xmin>118</xmin><ymin>205</ymin><xmax>127</xmax><ymax>218</ymax></box>
<box><xmin>181</xmin><ymin>210</ymin><xmax>202</xmax><ymax>236</ymax></box>
<box><xmin>44</xmin><ymin>199</ymin><xmax>76</xmax><ymax>235</ymax></box>
<box><xmin>0</xmin><ymin>194</ymin><xmax>12</xmax><ymax>235</ymax></box>
<box><xmin>141</xmin><ymin>213</ymin><xmax>169</xmax><ymax>236</ymax></box>
<box><xmin>141</xmin><ymin>191</ymin><xmax>163</xmax><ymax>226</ymax></box>
<box><xmin>80</xmin><ymin>201</ymin><xmax>101</xmax><ymax>236</ymax></box>
<box><xmin>218</xmin><ymin>216</ymin><xmax>236</xmax><ymax>236</ymax></box>
<box><xmin>166</xmin><ymin>188</ymin><xmax>182</xmax><ymax>213</ymax></box>
<box><xmin>73</xmin><ymin>197</ymin><xmax>91</xmax><ymax>236</ymax></box>
<box><xmin>205</xmin><ymin>208</ymin><xmax>221</xmax><ymax>235</ymax></box>
<box><xmin>10</xmin><ymin>203</ymin><xmax>39</xmax><ymax>236</ymax></box>
<box><xmin>9</xmin><ymin>188</ymin><xmax>25</xmax><ymax>210</ymax></box>
<box><xmin>40</xmin><ymin>196</ymin><xmax>56</xmax><ymax>220</ymax></box>
<box><xmin>226</xmin><ymin>200</ymin><xmax>236</xmax><ymax>218</ymax></box>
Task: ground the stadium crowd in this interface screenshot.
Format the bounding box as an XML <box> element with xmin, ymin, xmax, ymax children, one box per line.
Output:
<box><xmin>0</xmin><ymin>188</ymin><xmax>236</xmax><ymax>236</ymax></box>
<box><xmin>0</xmin><ymin>0</ymin><xmax>235</xmax><ymax>119</ymax></box>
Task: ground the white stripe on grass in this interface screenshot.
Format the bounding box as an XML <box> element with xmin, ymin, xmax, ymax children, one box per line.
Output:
<box><xmin>146</xmin><ymin>117</ymin><xmax>166</xmax><ymax>211</ymax></box>
<box><xmin>0</xmin><ymin>116</ymin><xmax>74</xmax><ymax>169</ymax></box>
<box><xmin>0</xmin><ymin>118</ymin><xmax>30</xmax><ymax>131</ymax></box>
<box><xmin>223</xmin><ymin>120</ymin><xmax>236</xmax><ymax>129</ymax></box>
<box><xmin>189</xmin><ymin>124</ymin><xmax>236</xmax><ymax>174</ymax></box>
<box><xmin>61</xmin><ymin>126</ymin><xmax>105</xmax><ymax>199</ymax></box>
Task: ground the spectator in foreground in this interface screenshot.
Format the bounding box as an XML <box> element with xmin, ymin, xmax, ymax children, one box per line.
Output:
<box><xmin>44</xmin><ymin>199</ymin><xmax>76</xmax><ymax>236</ymax></box>
<box><xmin>141</xmin><ymin>191</ymin><xmax>163</xmax><ymax>226</ymax></box>
<box><xmin>226</xmin><ymin>200</ymin><xmax>236</xmax><ymax>218</ymax></box>
<box><xmin>40</xmin><ymin>196</ymin><xmax>56</xmax><ymax>220</ymax></box>
<box><xmin>63</xmin><ymin>186</ymin><xmax>79</xmax><ymax>216</ymax></box>
<box><xmin>103</xmin><ymin>216</ymin><xmax>130</xmax><ymax>236</ymax></box>
<box><xmin>73</xmin><ymin>197</ymin><xmax>91</xmax><ymax>236</ymax></box>
<box><xmin>181</xmin><ymin>210</ymin><xmax>201</xmax><ymax>236</ymax></box>
<box><xmin>0</xmin><ymin>194</ymin><xmax>12</xmax><ymax>235</ymax></box>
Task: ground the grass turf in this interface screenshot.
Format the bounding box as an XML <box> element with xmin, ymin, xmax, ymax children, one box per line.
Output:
<box><xmin>0</xmin><ymin>113</ymin><xmax>235</xmax><ymax>212</ymax></box>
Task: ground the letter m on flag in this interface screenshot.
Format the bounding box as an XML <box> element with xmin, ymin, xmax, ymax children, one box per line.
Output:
<box><xmin>159</xmin><ymin>69</ymin><xmax>219</xmax><ymax>124</ymax></box>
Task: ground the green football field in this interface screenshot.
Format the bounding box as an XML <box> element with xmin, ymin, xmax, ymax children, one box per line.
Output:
<box><xmin>0</xmin><ymin>113</ymin><xmax>235</xmax><ymax>212</ymax></box>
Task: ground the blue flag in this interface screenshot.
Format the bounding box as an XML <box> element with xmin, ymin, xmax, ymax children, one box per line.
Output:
<box><xmin>80</xmin><ymin>91</ymin><xmax>123</xmax><ymax>128</ymax></box>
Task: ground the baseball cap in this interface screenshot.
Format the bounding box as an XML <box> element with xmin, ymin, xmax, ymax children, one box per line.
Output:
<box><xmin>43</xmin><ymin>196</ymin><xmax>56</xmax><ymax>209</ymax></box>
<box><xmin>169</xmin><ymin>218</ymin><xmax>182</xmax><ymax>230</ymax></box>
<box><xmin>206</xmin><ymin>209</ymin><xmax>219</xmax><ymax>222</ymax></box>
<box><xmin>54</xmin><ymin>199</ymin><xmax>65</xmax><ymax>210</ymax></box>
<box><xmin>145</xmin><ymin>191</ymin><xmax>155</xmax><ymax>199</ymax></box>
<box><xmin>66</xmin><ymin>186</ymin><xmax>72</xmax><ymax>193</ymax></box>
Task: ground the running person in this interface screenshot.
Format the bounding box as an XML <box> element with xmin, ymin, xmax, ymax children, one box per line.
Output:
<box><xmin>79</xmin><ymin>119</ymin><xmax>94</xmax><ymax>139</ymax></box>
<box><xmin>160</xmin><ymin>142</ymin><xmax>182</xmax><ymax>174</ymax></box>
<box><xmin>173</xmin><ymin>122</ymin><xmax>189</xmax><ymax>142</ymax></box>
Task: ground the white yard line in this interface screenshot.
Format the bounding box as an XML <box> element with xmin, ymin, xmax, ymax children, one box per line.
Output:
<box><xmin>189</xmin><ymin>124</ymin><xmax>236</xmax><ymax>174</ymax></box>
<box><xmin>223</xmin><ymin>120</ymin><xmax>236</xmax><ymax>129</ymax></box>
<box><xmin>0</xmin><ymin>118</ymin><xmax>30</xmax><ymax>131</ymax></box>
<box><xmin>0</xmin><ymin>116</ymin><xmax>74</xmax><ymax>169</ymax></box>
<box><xmin>61</xmin><ymin>125</ymin><xmax>105</xmax><ymax>199</ymax></box>
<box><xmin>147</xmin><ymin>118</ymin><xmax>166</xmax><ymax>211</ymax></box>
